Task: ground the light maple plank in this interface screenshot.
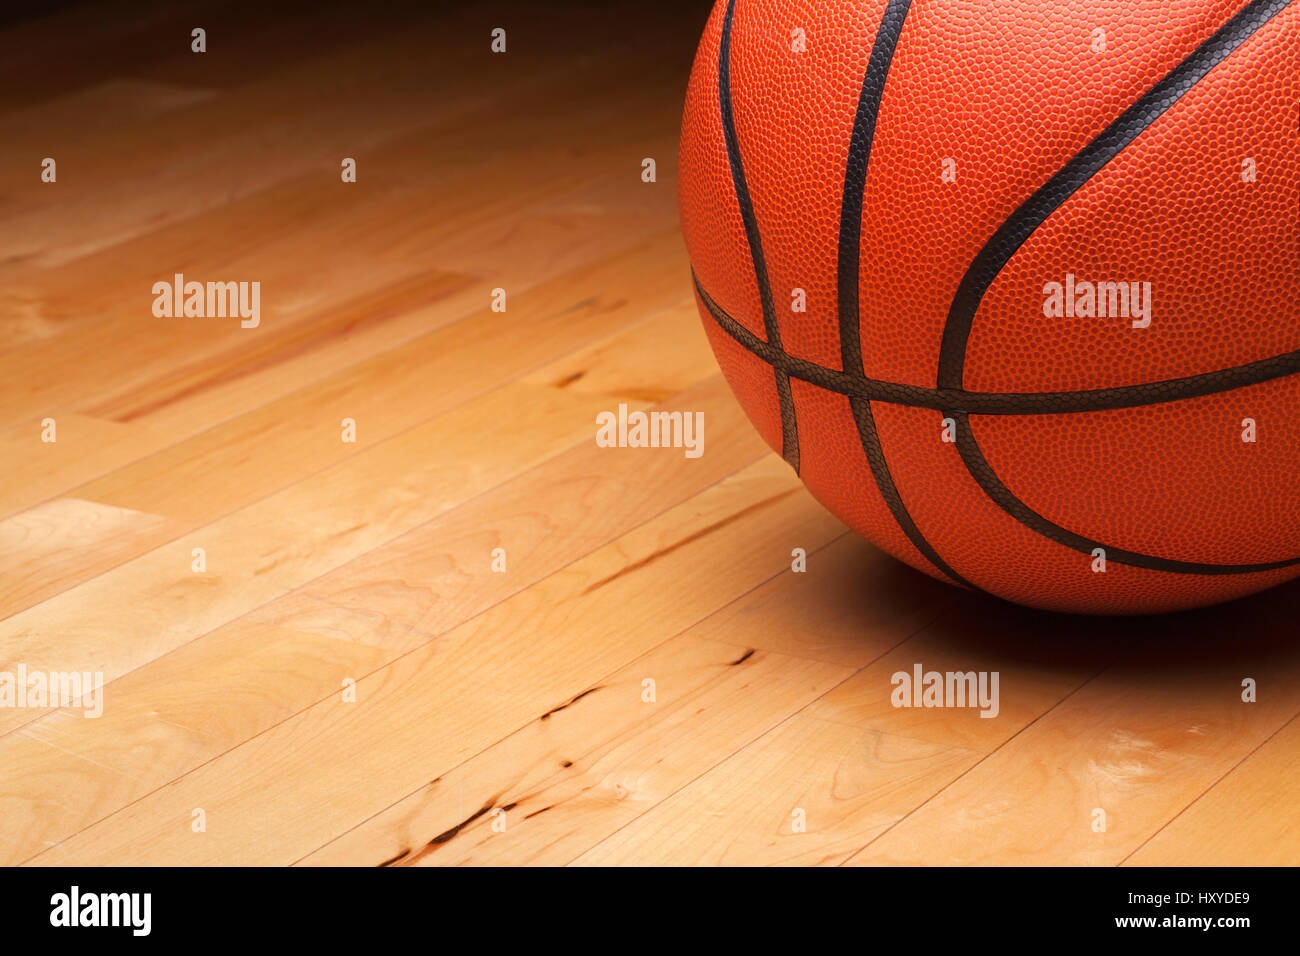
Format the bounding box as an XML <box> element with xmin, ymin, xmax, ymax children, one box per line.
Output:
<box><xmin>845</xmin><ymin>592</ymin><xmax>1300</xmax><ymax>866</ymax></box>
<box><xmin>0</xmin><ymin>231</ymin><xmax>691</xmax><ymax>615</ymax></box>
<box><xmin>0</xmin><ymin>297</ymin><xmax>721</xmax><ymax>730</ymax></box>
<box><xmin>1125</xmin><ymin>714</ymin><xmax>1300</xmax><ymax>866</ymax></box>
<box><xmin>0</xmin><ymin>386</ymin><xmax>762</xmax><ymax>861</ymax></box>
<box><xmin>684</xmin><ymin>532</ymin><xmax>954</xmax><ymax>669</ymax></box>
<box><xmin>0</xmin><ymin>497</ymin><xmax>173</xmax><ymax>616</ymax></box>
<box><xmin>302</xmin><ymin>632</ymin><xmax>853</xmax><ymax>866</ymax></box>
<box><xmin>0</xmin><ymin>414</ymin><xmax>165</xmax><ymax>516</ymax></box>
<box><xmin>295</xmin><ymin>525</ymin><xmax>949</xmax><ymax>867</ymax></box>
<box><xmin>0</xmin><ymin>373</ymin><xmax>761</xmax><ymax>862</ymax></box>
<box><xmin>5</xmin><ymin>623</ymin><xmax>395</xmax><ymax>861</ymax></box>
<box><xmin>573</xmin><ymin>604</ymin><xmax>1098</xmax><ymax>866</ymax></box>
<box><xmin>27</xmin><ymin>457</ymin><xmax>845</xmax><ymax>865</ymax></box>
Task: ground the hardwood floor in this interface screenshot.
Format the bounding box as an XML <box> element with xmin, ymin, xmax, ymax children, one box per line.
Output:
<box><xmin>1</xmin><ymin>0</ymin><xmax>1297</xmax><ymax>866</ymax></box>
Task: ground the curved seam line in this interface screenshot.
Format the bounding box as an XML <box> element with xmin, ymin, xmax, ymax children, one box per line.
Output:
<box><xmin>949</xmin><ymin>411</ymin><xmax>1300</xmax><ymax>574</ymax></box>
<box><xmin>696</xmin><ymin>274</ymin><xmax>1300</xmax><ymax>415</ymax></box>
<box><xmin>936</xmin><ymin>0</ymin><xmax>1298</xmax><ymax>390</ymax></box>
<box><xmin>696</xmin><ymin>273</ymin><xmax>1300</xmax><ymax>575</ymax></box>
<box><xmin>718</xmin><ymin>0</ymin><xmax>800</xmax><ymax>472</ymax></box>
<box><xmin>834</xmin><ymin>0</ymin><xmax>980</xmax><ymax>589</ymax></box>
<box><xmin>936</xmin><ymin>0</ymin><xmax>1300</xmax><ymax>576</ymax></box>
<box><xmin>695</xmin><ymin>0</ymin><xmax>1300</xmax><ymax>582</ymax></box>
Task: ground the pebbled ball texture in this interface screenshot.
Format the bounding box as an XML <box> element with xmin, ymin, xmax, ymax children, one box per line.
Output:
<box><xmin>678</xmin><ymin>0</ymin><xmax>1300</xmax><ymax>614</ymax></box>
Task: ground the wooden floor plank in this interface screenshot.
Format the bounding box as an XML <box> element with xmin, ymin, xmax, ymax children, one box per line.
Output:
<box><xmin>298</xmin><ymin>535</ymin><xmax>949</xmax><ymax>866</ymax></box>
<box><xmin>0</xmin><ymin>413</ymin><xmax>167</xmax><ymax>516</ymax></box>
<box><xmin>845</xmin><ymin>594</ymin><xmax>1300</xmax><ymax>866</ymax></box>
<box><xmin>0</xmin><ymin>82</ymin><xmax>680</xmax><ymax>423</ymax></box>
<box><xmin>1124</xmin><ymin>714</ymin><xmax>1300</xmax><ymax>866</ymax></box>
<box><xmin>4</xmin><ymin>0</ymin><xmax>1295</xmax><ymax>870</ymax></box>
<box><xmin>572</xmin><ymin>604</ymin><xmax>1101</xmax><ymax>866</ymax></box>
<box><xmin>0</xmin><ymin>231</ymin><xmax>689</xmax><ymax>617</ymax></box>
<box><xmin>301</xmin><ymin>632</ymin><xmax>854</xmax><ymax>866</ymax></box>
<box><xmin>0</xmin><ymin>372</ymin><xmax>761</xmax><ymax>861</ymax></box>
<box><xmin>0</xmin><ymin>294</ymin><xmax>720</xmax><ymax>732</ymax></box>
<box><xmin>0</xmin><ymin>6</ymin><xmax>681</xmax><ymax>406</ymax></box>
<box><xmin>27</xmin><ymin>458</ymin><xmax>845</xmax><ymax>864</ymax></box>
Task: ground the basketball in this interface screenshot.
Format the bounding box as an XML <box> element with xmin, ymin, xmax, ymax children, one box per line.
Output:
<box><xmin>678</xmin><ymin>0</ymin><xmax>1300</xmax><ymax>614</ymax></box>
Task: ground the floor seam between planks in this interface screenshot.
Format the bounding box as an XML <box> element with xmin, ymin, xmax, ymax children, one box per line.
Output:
<box><xmin>0</xmin><ymin>363</ymin><xmax>739</xmax><ymax>747</ymax></box>
<box><xmin>0</xmin><ymin>231</ymin><xmax>686</xmax><ymax>533</ymax></box>
<box><xmin>562</xmin><ymin>578</ymin><xmax>964</xmax><ymax>866</ymax></box>
<box><xmin>836</xmin><ymin>664</ymin><xmax>1113</xmax><ymax>866</ymax></box>
<box><xmin>289</xmin><ymin>529</ymin><xmax>862</xmax><ymax>865</ymax></box>
<box><xmin>0</xmin><ymin>280</ymin><xmax>695</xmax><ymax>631</ymax></box>
<box><xmin>1117</xmin><ymin>707</ymin><xmax>1300</xmax><ymax>866</ymax></box>
<box><xmin>16</xmin><ymin>443</ymin><xmax>770</xmax><ymax>863</ymax></box>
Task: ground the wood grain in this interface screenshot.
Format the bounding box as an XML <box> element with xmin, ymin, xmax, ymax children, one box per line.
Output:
<box><xmin>3</xmin><ymin>0</ymin><xmax>1296</xmax><ymax>867</ymax></box>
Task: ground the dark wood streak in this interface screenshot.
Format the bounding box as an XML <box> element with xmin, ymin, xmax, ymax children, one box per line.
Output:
<box><xmin>428</xmin><ymin>799</ymin><xmax>496</xmax><ymax>845</ymax></box>
<box><xmin>540</xmin><ymin>685</ymin><xmax>602</xmax><ymax>720</ymax></box>
<box><xmin>581</xmin><ymin>487</ymin><xmax>800</xmax><ymax>596</ymax></box>
<box><xmin>383</xmin><ymin>795</ymin><xmax>503</xmax><ymax>866</ymax></box>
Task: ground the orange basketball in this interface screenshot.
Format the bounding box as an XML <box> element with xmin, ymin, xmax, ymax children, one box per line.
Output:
<box><xmin>678</xmin><ymin>0</ymin><xmax>1300</xmax><ymax>614</ymax></box>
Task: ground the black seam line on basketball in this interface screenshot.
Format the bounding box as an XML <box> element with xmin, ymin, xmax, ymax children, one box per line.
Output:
<box><xmin>936</xmin><ymin>0</ymin><xmax>1297</xmax><ymax>392</ymax></box>
<box><xmin>949</xmin><ymin>411</ymin><xmax>1300</xmax><ymax>575</ymax></box>
<box><xmin>694</xmin><ymin>274</ymin><xmax>1300</xmax><ymax>414</ymax></box>
<box><xmin>835</xmin><ymin>0</ymin><xmax>977</xmax><ymax>590</ymax></box>
<box><xmin>695</xmin><ymin>274</ymin><xmax>1300</xmax><ymax>578</ymax></box>
<box><xmin>719</xmin><ymin>0</ymin><xmax>799</xmax><ymax>473</ymax></box>
<box><xmin>837</xmin><ymin>0</ymin><xmax>912</xmax><ymax>375</ymax></box>
<box><xmin>935</xmin><ymin>0</ymin><xmax>1300</xmax><ymax>579</ymax></box>
<box><xmin>851</xmin><ymin>398</ymin><xmax>981</xmax><ymax>590</ymax></box>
